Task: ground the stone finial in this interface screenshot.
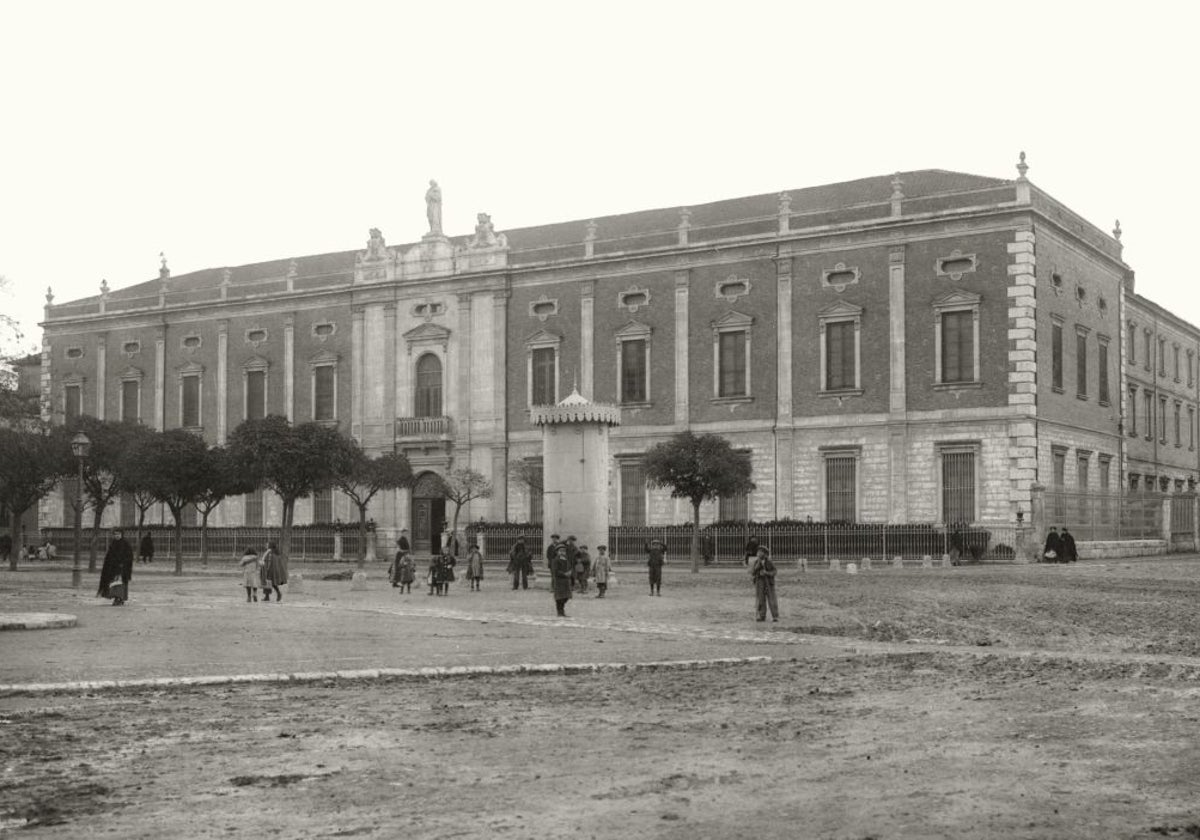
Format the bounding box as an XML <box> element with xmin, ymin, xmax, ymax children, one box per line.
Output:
<box><xmin>585</xmin><ymin>220</ymin><xmax>597</xmax><ymax>240</ymax></box>
<box><xmin>100</xmin><ymin>279</ymin><xmax>109</xmax><ymax>296</ymax></box>
<box><xmin>1113</xmin><ymin>219</ymin><xmax>1122</xmax><ymax>241</ymax></box>
<box><xmin>45</xmin><ymin>286</ymin><xmax>54</xmax><ymax>306</ymax></box>
<box><xmin>159</xmin><ymin>252</ymin><xmax>170</xmax><ymax>280</ymax></box>
<box><xmin>890</xmin><ymin>173</ymin><xmax>905</xmax><ymax>201</ymax></box>
<box><xmin>287</xmin><ymin>259</ymin><xmax>298</xmax><ymax>279</ymax></box>
<box><xmin>678</xmin><ymin>207</ymin><xmax>692</xmax><ymax>246</ymax></box>
<box><xmin>778</xmin><ymin>192</ymin><xmax>792</xmax><ymax>214</ymax></box>
<box><xmin>1016</xmin><ymin>151</ymin><xmax>1029</xmax><ymax>180</ymax></box>
<box><xmin>584</xmin><ymin>220</ymin><xmax>597</xmax><ymax>259</ymax></box>
<box><xmin>221</xmin><ymin>267</ymin><xmax>232</xmax><ymax>285</ymax></box>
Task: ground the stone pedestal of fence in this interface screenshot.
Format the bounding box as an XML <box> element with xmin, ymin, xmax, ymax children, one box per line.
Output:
<box><xmin>365</xmin><ymin>531</ymin><xmax>378</xmax><ymax>563</ymax></box>
<box><xmin>333</xmin><ymin>533</ymin><xmax>343</xmax><ymax>562</ymax></box>
<box><xmin>289</xmin><ymin>573</ymin><xmax>303</xmax><ymax>594</ymax></box>
<box><xmin>1021</xmin><ymin>483</ymin><xmax>1045</xmax><ymax>564</ymax></box>
<box><xmin>351</xmin><ymin>571</ymin><xmax>368</xmax><ymax>591</ymax></box>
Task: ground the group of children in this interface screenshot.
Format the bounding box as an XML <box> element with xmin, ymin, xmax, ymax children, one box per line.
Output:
<box><xmin>387</xmin><ymin>529</ymin><xmax>486</xmax><ymax>596</ymax></box>
<box><xmin>237</xmin><ymin>541</ymin><xmax>288</xmax><ymax>602</ymax></box>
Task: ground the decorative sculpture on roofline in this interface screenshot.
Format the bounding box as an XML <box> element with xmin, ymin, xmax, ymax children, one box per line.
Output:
<box><xmin>467</xmin><ymin>212</ymin><xmax>508</xmax><ymax>249</ymax></box>
<box><xmin>364</xmin><ymin>227</ymin><xmax>388</xmax><ymax>261</ymax></box>
<box><xmin>425</xmin><ymin>179</ymin><xmax>443</xmax><ymax>237</ymax></box>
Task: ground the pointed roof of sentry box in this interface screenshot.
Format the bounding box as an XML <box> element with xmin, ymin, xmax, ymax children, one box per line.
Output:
<box><xmin>530</xmin><ymin>386</ymin><xmax>621</xmax><ymax>427</ymax></box>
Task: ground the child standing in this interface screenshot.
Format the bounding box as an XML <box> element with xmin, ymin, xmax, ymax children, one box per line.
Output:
<box><xmin>575</xmin><ymin>544</ymin><xmax>592</xmax><ymax>594</ymax></box>
<box><xmin>464</xmin><ymin>543</ymin><xmax>484</xmax><ymax>591</ymax></box>
<box><xmin>395</xmin><ymin>551</ymin><xmax>416</xmax><ymax>594</ymax></box>
<box><xmin>592</xmin><ymin>545</ymin><xmax>612</xmax><ymax>598</ymax></box>
<box><xmin>239</xmin><ymin>546</ymin><xmax>260</xmax><ymax>602</ymax></box>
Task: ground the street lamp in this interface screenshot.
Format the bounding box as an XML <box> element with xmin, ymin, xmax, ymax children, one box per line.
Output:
<box><xmin>70</xmin><ymin>432</ymin><xmax>91</xmax><ymax>589</ymax></box>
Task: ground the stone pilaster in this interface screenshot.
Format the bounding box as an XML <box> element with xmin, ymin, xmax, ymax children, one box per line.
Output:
<box><xmin>581</xmin><ymin>280</ymin><xmax>595</xmax><ymax>399</ymax></box>
<box><xmin>217</xmin><ymin>320</ymin><xmax>229</xmax><ymax>443</ymax></box>
<box><xmin>154</xmin><ymin>325</ymin><xmax>166</xmax><ymax>431</ymax></box>
<box><xmin>95</xmin><ymin>336</ymin><xmax>107</xmax><ymax>420</ymax></box>
<box><xmin>1007</xmin><ymin>225</ymin><xmax>1038</xmax><ymax>514</ymax></box>
<box><xmin>492</xmin><ymin>289</ymin><xmax>509</xmax><ymax>519</ymax></box>
<box><xmin>887</xmin><ymin>247</ymin><xmax>908</xmax><ymax>522</ymax></box>
<box><xmin>283</xmin><ymin>314</ymin><xmax>295</xmax><ymax>423</ymax></box>
<box><xmin>351</xmin><ymin>306</ymin><xmax>365</xmax><ymax>441</ymax></box>
<box><xmin>774</xmin><ymin>257</ymin><xmax>794</xmax><ymax>518</ymax></box>
<box><xmin>456</xmin><ymin>292</ymin><xmax>473</xmax><ymax>453</ymax></box>
<box><xmin>674</xmin><ymin>269</ymin><xmax>690</xmax><ymax>425</ymax></box>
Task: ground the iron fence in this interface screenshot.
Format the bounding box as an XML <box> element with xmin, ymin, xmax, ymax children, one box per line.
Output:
<box><xmin>1043</xmin><ymin>491</ymin><xmax>1167</xmax><ymax>541</ymax></box>
<box><xmin>36</xmin><ymin>526</ymin><xmax>367</xmax><ymax>563</ymax></box>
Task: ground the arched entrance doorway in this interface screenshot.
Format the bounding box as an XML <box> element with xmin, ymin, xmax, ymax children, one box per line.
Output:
<box><xmin>410</xmin><ymin>471</ymin><xmax>447</xmax><ymax>556</ymax></box>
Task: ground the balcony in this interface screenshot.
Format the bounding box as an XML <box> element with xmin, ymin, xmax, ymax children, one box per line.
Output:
<box><xmin>396</xmin><ymin>415</ymin><xmax>453</xmax><ymax>439</ymax></box>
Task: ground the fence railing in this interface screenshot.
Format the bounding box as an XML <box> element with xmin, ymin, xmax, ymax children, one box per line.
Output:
<box><xmin>34</xmin><ymin>526</ymin><xmax>367</xmax><ymax>562</ymax></box>
<box><xmin>468</xmin><ymin>523</ymin><xmax>1024</xmax><ymax>566</ymax></box>
<box><xmin>1043</xmin><ymin>491</ymin><xmax>1176</xmax><ymax>541</ymax></box>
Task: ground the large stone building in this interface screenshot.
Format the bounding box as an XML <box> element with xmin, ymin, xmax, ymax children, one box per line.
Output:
<box><xmin>36</xmin><ymin>159</ymin><xmax>1200</xmax><ymax>551</ymax></box>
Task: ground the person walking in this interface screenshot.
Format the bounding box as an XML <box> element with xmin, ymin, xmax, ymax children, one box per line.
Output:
<box><xmin>239</xmin><ymin>546</ymin><xmax>261</xmax><ymax>602</ymax></box>
<box><xmin>391</xmin><ymin>529</ymin><xmax>411</xmax><ymax>587</ymax></box>
<box><xmin>1042</xmin><ymin>527</ymin><xmax>1064</xmax><ymax>563</ymax></box>
<box><xmin>743</xmin><ymin>534</ymin><xmax>760</xmax><ymax>567</ymax></box>
<box><xmin>551</xmin><ymin>544</ymin><xmax>574</xmax><ymax>617</ymax></box>
<box><xmin>138</xmin><ymin>531</ymin><xmax>155</xmax><ymax>565</ymax></box>
<box><xmin>592</xmin><ymin>545</ymin><xmax>612</xmax><ymax>598</ymax></box>
<box><xmin>464</xmin><ymin>543</ymin><xmax>484</xmax><ymax>591</ymax></box>
<box><xmin>260</xmin><ymin>540</ymin><xmax>287</xmax><ymax>602</ymax></box>
<box><xmin>645</xmin><ymin>539</ymin><xmax>665</xmax><ymax>596</ymax></box>
<box><xmin>97</xmin><ymin>529</ymin><xmax>134</xmax><ymax>606</ymax></box>
<box><xmin>507</xmin><ymin>536</ymin><xmax>532</xmax><ymax>590</ymax></box>
<box><xmin>750</xmin><ymin>545</ymin><xmax>779</xmax><ymax>622</ymax></box>
<box><xmin>1060</xmin><ymin>527</ymin><xmax>1079</xmax><ymax>563</ymax></box>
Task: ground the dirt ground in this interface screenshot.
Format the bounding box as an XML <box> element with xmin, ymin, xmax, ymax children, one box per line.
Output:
<box><xmin>2</xmin><ymin>558</ymin><xmax>1200</xmax><ymax>839</ymax></box>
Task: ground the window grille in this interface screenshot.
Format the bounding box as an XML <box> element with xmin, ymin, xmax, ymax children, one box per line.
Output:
<box><xmin>121</xmin><ymin>380</ymin><xmax>139</xmax><ymax>422</ymax></box>
<box><xmin>618</xmin><ymin>460</ymin><xmax>646</xmax><ymax>525</ymax></box>
<box><xmin>314</xmin><ymin>366</ymin><xmax>335</xmax><ymax>421</ymax></box>
<box><xmin>620</xmin><ymin>339</ymin><xmax>647</xmax><ymax>403</ymax></box>
<box><xmin>246</xmin><ymin>370</ymin><xmax>266</xmax><ymax>421</ymax></box>
<box><xmin>941</xmin><ymin>448</ymin><xmax>976</xmax><ymax>524</ymax></box>
<box><xmin>532</xmin><ymin>347</ymin><xmax>556</xmax><ymax>406</ymax></box>
<box><xmin>824</xmin><ymin>455</ymin><xmax>857</xmax><ymax>522</ymax></box>
<box><xmin>312</xmin><ymin>487</ymin><xmax>333</xmax><ymax>523</ymax></box>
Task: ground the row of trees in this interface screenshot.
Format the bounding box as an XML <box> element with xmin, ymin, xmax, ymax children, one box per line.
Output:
<box><xmin>0</xmin><ymin>414</ymin><xmax>496</xmax><ymax>574</ymax></box>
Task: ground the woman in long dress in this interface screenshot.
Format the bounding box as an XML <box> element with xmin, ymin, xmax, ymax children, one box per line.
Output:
<box><xmin>239</xmin><ymin>547</ymin><xmax>260</xmax><ymax>602</ymax></box>
<box><xmin>260</xmin><ymin>540</ymin><xmax>288</xmax><ymax>602</ymax></box>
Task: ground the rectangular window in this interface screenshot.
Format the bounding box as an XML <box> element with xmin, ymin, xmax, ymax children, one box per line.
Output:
<box><xmin>1189</xmin><ymin>351</ymin><xmax>1194</xmax><ymax>387</ymax></box>
<box><xmin>312</xmin><ymin>487</ymin><xmax>333</xmax><ymax>523</ymax></box>
<box><xmin>718</xmin><ymin>331</ymin><xmax>747</xmax><ymax>397</ymax></box>
<box><xmin>1128</xmin><ymin>323</ymin><xmax>1136</xmax><ymax>365</ymax></box>
<box><xmin>1144</xmin><ymin>391</ymin><xmax>1153</xmax><ymax>439</ymax></box>
<box><xmin>620</xmin><ymin>338</ymin><xmax>647</xmax><ymax>404</ymax></box>
<box><xmin>824</xmin><ymin>321</ymin><xmax>856</xmax><ymax>391</ymax></box>
<box><xmin>1174</xmin><ymin>402</ymin><xmax>1182</xmax><ymax>447</ymax></box>
<box><xmin>718</xmin><ymin>451</ymin><xmax>752</xmax><ymax>521</ymax></box>
<box><xmin>119</xmin><ymin>491</ymin><xmax>136</xmax><ymax>527</ymax></box>
<box><xmin>1145</xmin><ymin>331</ymin><xmax>1152</xmax><ymax>371</ymax></box>
<box><xmin>940</xmin><ymin>311</ymin><xmax>974</xmax><ymax>384</ymax></box>
<box><xmin>314</xmin><ymin>365</ymin><xmax>335</xmax><ymax>421</ymax></box>
<box><xmin>181</xmin><ymin>375</ymin><xmax>201</xmax><ymax>428</ymax></box>
<box><xmin>1159</xmin><ymin>338</ymin><xmax>1166</xmax><ymax>376</ymax></box>
<box><xmin>1051</xmin><ymin>321</ymin><xmax>1064</xmax><ymax>391</ymax></box>
<box><xmin>1052</xmin><ymin>448</ymin><xmax>1066</xmax><ymax>522</ymax></box>
<box><xmin>64</xmin><ymin>384</ymin><xmax>81</xmax><ymax>421</ymax></box>
<box><xmin>1174</xmin><ymin>346</ymin><xmax>1181</xmax><ymax>381</ymax></box>
<box><xmin>940</xmin><ymin>448</ymin><xmax>976</xmax><ymax>524</ymax></box>
<box><xmin>1098</xmin><ymin>341</ymin><xmax>1110</xmax><ymax>404</ymax></box>
<box><xmin>1077</xmin><ymin>454</ymin><xmax>1090</xmax><ymax>523</ymax></box>
<box><xmin>1160</xmin><ymin>395</ymin><xmax>1168</xmax><ymax>443</ymax></box>
<box><xmin>618</xmin><ymin>459</ymin><xmax>646</xmax><ymax>525</ymax></box>
<box><xmin>246</xmin><ymin>370</ymin><xmax>266</xmax><ymax>421</ymax></box>
<box><xmin>824</xmin><ymin>454</ymin><xmax>857</xmax><ymax>522</ymax></box>
<box><xmin>1190</xmin><ymin>406</ymin><xmax>1195</xmax><ymax>451</ymax></box>
<box><xmin>1129</xmin><ymin>386</ymin><xmax>1137</xmax><ymax>436</ymax></box>
<box><xmin>121</xmin><ymin>380</ymin><xmax>139</xmax><ymax>423</ymax></box>
<box><xmin>244</xmin><ymin>489</ymin><xmax>264</xmax><ymax>527</ymax></box>
<box><xmin>531</xmin><ymin>347</ymin><xmax>557</xmax><ymax>406</ymax></box>
<box><xmin>1076</xmin><ymin>331</ymin><xmax>1087</xmax><ymax>398</ymax></box>
<box><xmin>1099</xmin><ymin>456</ymin><xmax>1112</xmax><ymax>522</ymax></box>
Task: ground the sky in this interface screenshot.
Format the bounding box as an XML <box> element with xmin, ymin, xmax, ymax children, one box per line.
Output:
<box><xmin>2</xmin><ymin>0</ymin><xmax>1198</xmax><ymax>359</ymax></box>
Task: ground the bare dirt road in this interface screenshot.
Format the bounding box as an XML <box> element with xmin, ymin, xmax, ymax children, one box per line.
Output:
<box><xmin>2</xmin><ymin>559</ymin><xmax>1199</xmax><ymax>839</ymax></box>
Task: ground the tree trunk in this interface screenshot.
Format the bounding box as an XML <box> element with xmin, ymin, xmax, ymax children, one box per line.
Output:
<box><xmin>173</xmin><ymin>507</ymin><xmax>184</xmax><ymax>576</ymax></box>
<box><xmin>199</xmin><ymin>510</ymin><xmax>210</xmax><ymax>569</ymax></box>
<box><xmin>281</xmin><ymin>498</ymin><xmax>295</xmax><ymax>559</ymax></box>
<box><xmin>88</xmin><ymin>506</ymin><xmax>103</xmax><ymax>572</ymax></box>
<box><xmin>7</xmin><ymin>507</ymin><xmax>23</xmax><ymax>571</ymax></box>
<box><xmin>357</xmin><ymin>505</ymin><xmax>368</xmax><ymax>568</ymax></box>
<box><xmin>691</xmin><ymin>501</ymin><xmax>701</xmax><ymax>573</ymax></box>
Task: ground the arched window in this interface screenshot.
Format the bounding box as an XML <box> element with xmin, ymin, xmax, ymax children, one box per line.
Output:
<box><xmin>415</xmin><ymin>353</ymin><xmax>442</xmax><ymax>418</ymax></box>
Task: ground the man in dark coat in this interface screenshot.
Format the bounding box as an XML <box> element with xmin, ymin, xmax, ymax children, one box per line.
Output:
<box><xmin>751</xmin><ymin>545</ymin><xmax>779</xmax><ymax>622</ymax></box>
<box><xmin>391</xmin><ymin>529</ymin><xmax>411</xmax><ymax>587</ymax></box>
<box><xmin>97</xmin><ymin>529</ymin><xmax>134</xmax><ymax>606</ymax></box>
<box><xmin>138</xmin><ymin>531</ymin><xmax>154</xmax><ymax>564</ymax></box>
<box><xmin>1042</xmin><ymin>527</ymin><xmax>1064</xmax><ymax>563</ymax></box>
<box><xmin>743</xmin><ymin>535</ymin><xmax>760</xmax><ymax>567</ymax></box>
<box><xmin>551</xmin><ymin>545</ymin><xmax>573</xmax><ymax>617</ymax></box>
<box><xmin>508</xmin><ymin>536</ymin><xmax>532</xmax><ymax>590</ymax></box>
<box><xmin>545</xmin><ymin>533</ymin><xmax>561</xmax><ymax>571</ymax></box>
<box><xmin>645</xmin><ymin>539</ymin><xmax>666</xmax><ymax>596</ymax></box>
<box><xmin>1060</xmin><ymin>527</ymin><xmax>1078</xmax><ymax>563</ymax></box>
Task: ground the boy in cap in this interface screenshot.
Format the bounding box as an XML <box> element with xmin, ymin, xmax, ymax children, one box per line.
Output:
<box><xmin>645</xmin><ymin>538</ymin><xmax>666</xmax><ymax>596</ymax></box>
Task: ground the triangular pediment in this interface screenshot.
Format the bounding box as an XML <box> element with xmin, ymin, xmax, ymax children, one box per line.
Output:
<box><xmin>309</xmin><ymin>349</ymin><xmax>339</xmax><ymax>366</ymax></box>
<box><xmin>615</xmin><ymin>319</ymin><xmax>652</xmax><ymax>339</ymax></box>
<box><xmin>524</xmin><ymin>328</ymin><xmax>563</xmax><ymax>348</ymax></box>
<box><xmin>933</xmin><ymin>289</ymin><xmax>982</xmax><ymax>308</ymax></box>
<box><xmin>711</xmin><ymin>309</ymin><xmax>754</xmax><ymax>329</ymax></box>
<box><xmin>240</xmin><ymin>354</ymin><xmax>270</xmax><ymax>371</ymax></box>
<box><xmin>118</xmin><ymin>365</ymin><xmax>144</xmax><ymax>381</ymax></box>
<box><xmin>818</xmin><ymin>300</ymin><xmax>863</xmax><ymax>319</ymax></box>
<box><xmin>403</xmin><ymin>322</ymin><xmax>452</xmax><ymax>344</ymax></box>
<box><xmin>176</xmin><ymin>360</ymin><xmax>204</xmax><ymax>375</ymax></box>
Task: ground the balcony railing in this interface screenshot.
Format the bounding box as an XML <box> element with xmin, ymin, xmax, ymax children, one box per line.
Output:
<box><xmin>396</xmin><ymin>415</ymin><xmax>453</xmax><ymax>438</ymax></box>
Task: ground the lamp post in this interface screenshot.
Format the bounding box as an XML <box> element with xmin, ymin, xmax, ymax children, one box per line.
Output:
<box><xmin>70</xmin><ymin>432</ymin><xmax>91</xmax><ymax>589</ymax></box>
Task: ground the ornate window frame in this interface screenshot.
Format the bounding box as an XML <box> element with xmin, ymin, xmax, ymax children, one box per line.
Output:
<box><xmin>614</xmin><ymin>320</ymin><xmax>652</xmax><ymax>406</ymax></box>
<box><xmin>119</xmin><ymin>366</ymin><xmax>144</xmax><ymax>423</ymax></box>
<box><xmin>525</xmin><ymin>329</ymin><xmax>563</xmax><ymax>407</ymax></box>
<box><xmin>309</xmin><ymin>350</ymin><xmax>339</xmax><ymax>424</ymax></box>
<box><xmin>121</xmin><ymin>340</ymin><xmax>141</xmax><ymax>358</ymax></box>
<box><xmin>820</xmin><ymin>445</ymin><xmax>861</xmax><ymax>522</ymax></box>
<box><xmin>62</xmin><ymin>373</ymin><xmax>85</xmax><ymax>421</ymax></box>
<box><xmin>711</xmin><ymin>310</ymin><xmax>754</xmax><ymax>402</ymax></box>
<box><xmin>932</xmin><ymin>290</ymin><xmax>981</xmax><ymax>388</ymax></box>
<box><xmin>242</xmin><ymin>355</ymin><xmax>270</xmax><ymax>421</ymax></box>
<box><xmin>177</xmin><ymin>361</ymin><xmax>204</xmax><ymax>430</ymax></box>
<box><xmin>818</xmin><ymin>301</ymin><xmax>863</xmax><ymax>396</ymax></box>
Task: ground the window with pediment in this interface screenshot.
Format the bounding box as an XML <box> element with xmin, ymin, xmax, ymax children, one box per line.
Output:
<box><xmin>309</xmin><ymin>351</ymin><xmax>339</xmax><ymax>423</ymax></box>
<box><xmin>711</xmin><ymin>311</ymin><xmax>753</xmax><ymax>400</ymax></box>
<box><xmin>933</xmin><ymin>290</ymin><xmax>981</xmax><ymax>387</ymax></box>
<box><xmin>242</xmin><ymin>356</ymin><xmax>269</xmax><ymax>421</ymax></box>
<box><xmin>615</xmin><ymin>321</ymin><xmax>652</xmax><ymax>405</ymax></box>
<box><xmin>818</xmin><ymin>301</ymin><xmax>862</xmax><ymax>395</ymax></box>
<box><xmin>525</xmin><ymin>330</ymin><xmax>563</xmax><ymax>407</ymax></box>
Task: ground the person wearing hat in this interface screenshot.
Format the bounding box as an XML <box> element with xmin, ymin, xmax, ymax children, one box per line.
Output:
<box><xmin>551</xmin><ymin>544</ymin><xmax>574</xmax><ymax>617</ymax></box>
<box><xmin>391</xmin><ymin>529</ymin><xmax>412</xmax><ymax>588</ymax></box>
<box><xmin>574</xmin><ymin>543</ymin><xmax>592</xmax><ymax>594</ymax></box>
<box><xmin>750</xmin><ymin>545</ymin><xmax>779</xmax><ymax>622</ymax></box>
<box><xmin>464</xmin><ymin>542</ymin><xmax>485</xmax><ymax>591</ymax></box>
<box><xmin>507</xmin><ymin>535</ymin><xmax>533</xmax><ymax>590</ymax></box>
<box><xmin>592</xmin><ymin>545</ymin><xmax>612</xmax><ymax>598</ymax></box>
<box><xmin>545</xmin><ymin>533</ymin><xmax>562</xmax><ymax>571</ymax></box>
<box><xmin>645</xmin><ymin>538</ymin><xmax>666</xmax><ymax>596</ymax></box>
<box><xmin>1042</xmin><ymin>526</ymin><xmax>1063</xmax><ymax>563</ymax></box>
